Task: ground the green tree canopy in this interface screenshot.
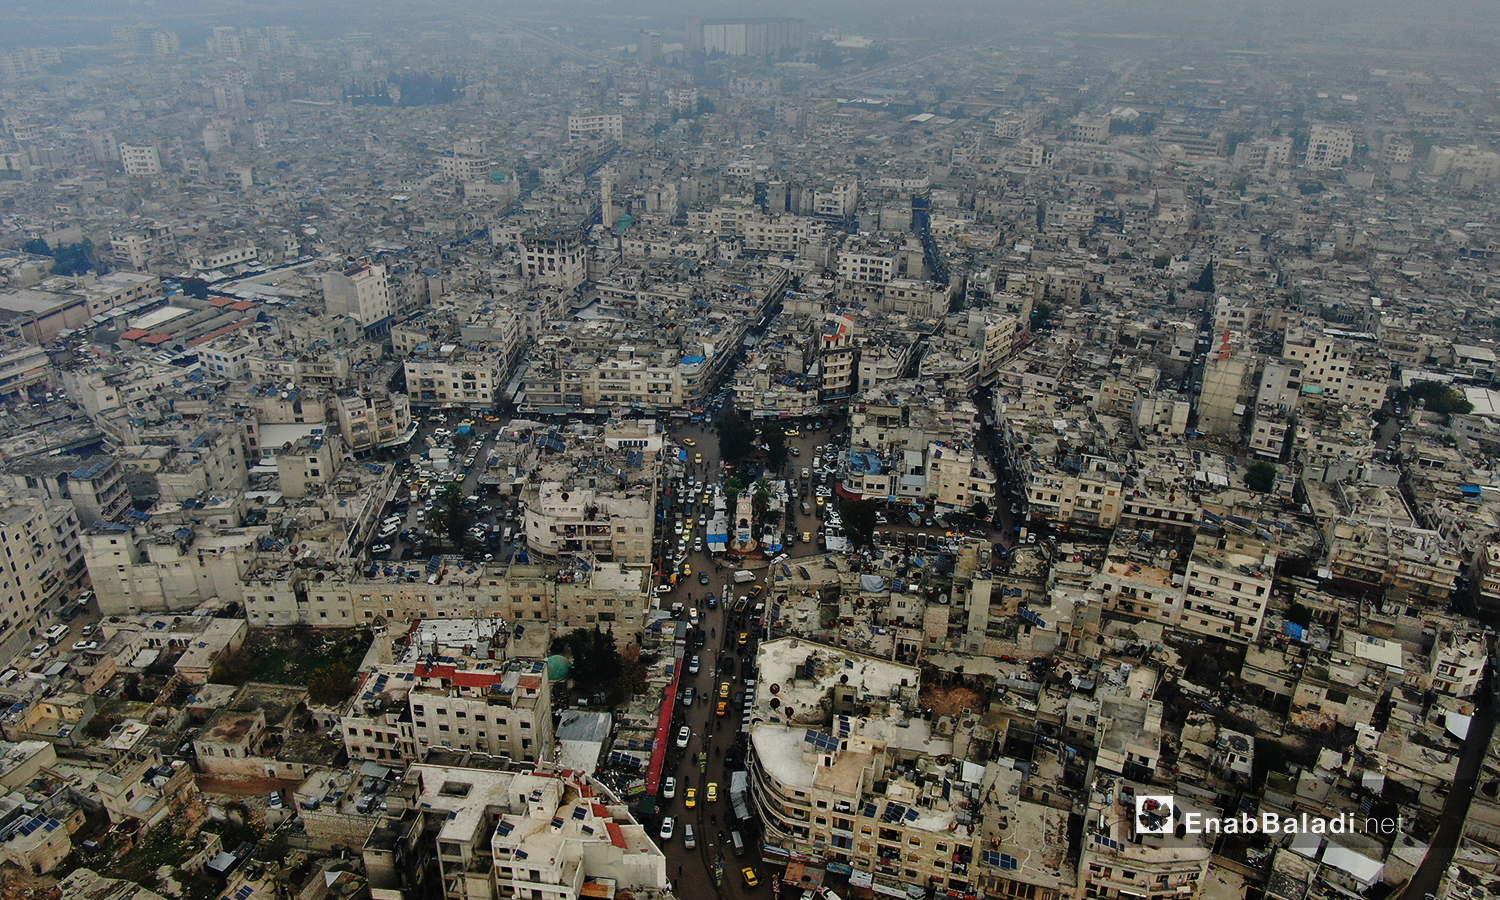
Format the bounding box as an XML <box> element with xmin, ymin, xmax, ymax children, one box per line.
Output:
<box><xmin>180</xmin><ymin>277</ymin><xmax>210</xmax><ymax>299</ymax></box>
<box><xmin>21</xmin><ymin>237</ymin><xmax>51</xmax><ymax>256</ymax></box>
<box><xmin>432</xmin><ymin>484</ymin><xmax>473</xmax><ymax>547</ymax></box>
<box><xmin>1189</xmin><ymin>260</ymin><xmax>1215</xmax><ymax>293</ymax></box>
<box><xmin>716</xmin><ymin>407</ymin><xmax>755</xmax><ymax>464</ymax></box>
<box><xmin>1408</xmin><ymin>381</ymin><xmax>1473</xmax><ymax>417</ymax></box>
<box><xmin>764</xmin><ymin>427</ymin><xmax>788</xmax><ymax>472</ymax></box>
<box><xmin>1245</xmin><ymin>461</ymin><xmax>1277</xmax><ymax>493</ymax></box>
<box><xmin>52</xmin><ymin>240</ymin><xmax>105</xmax><ymax>276</ymax></box>
<box><xmin>838</xmin><ymin>498</ymin><xmax>879</xmax><ymax>548</ymax></box>
<box><xmin>550</xmin><ymin>628</ymin><xmax>623</xmax><ymax>696</ymax></box>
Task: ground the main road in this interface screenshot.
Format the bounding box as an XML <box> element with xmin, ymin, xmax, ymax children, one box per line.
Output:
<box><xmin>649</xmin><ymin>415</ymin><xmax>848</xmax><ymax>899</ymax></box>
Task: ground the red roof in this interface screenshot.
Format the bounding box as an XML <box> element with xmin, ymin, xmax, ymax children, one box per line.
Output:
<box><xmin>415</xmin><ymin>662</ymin><xmax>456</xmax><ymax>680</ymax></box>
<box><xmin>142</xmin><ymin>333</ymin><xmax>173</xmax><ymax>345</ymax></box>
<box><xmin>413</xmin><ymin>662</ymin><xmax>502</xmax><ymax>689</ymax></box>
<box><xmin>591</xmin><ymin>803</ymin><xmax>609</xmax><ymax>818</ymax></box>
<box><xmin>450</xmin><ymin>670</ymin><xmax>501</xmax><ymax>689</ymax></box>
<box><xmin>229</xmin><ymin>300</ymin><xmax>257</xmax><ymax>311</ymax></box>
<box><xmin>186</xmin><ymin>320</ymin><xmax>247</xmax><ymax>347</ymax></box>
<box><xmin>120</xmin><ymin>329</ymin><xmax>151</xmax><ymax>340</ymax></box>
<box><xmin>605</xmin><ymin>821</ymin><xmax>627</xmax><ymax>849</ymax></box>
<box><xmin>208</xmin><ymin>297</ymin><xmax>237</xmax><ymax>307</ymax></box>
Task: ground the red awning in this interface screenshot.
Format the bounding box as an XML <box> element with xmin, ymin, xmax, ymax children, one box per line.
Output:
<box><xmin>644</xmin><ymin>658</ymin><xmax>683</xmax><ymax>795</ymax></box>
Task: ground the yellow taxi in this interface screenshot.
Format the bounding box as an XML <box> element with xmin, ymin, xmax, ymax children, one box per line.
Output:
<box><xmin>685</xmin><ymin>788</ymin><xmax>697</xmax><ymax>808</ymax></box>
<box><xmin>719</xmin><ymin>681</ymin><xmax>731</xmax><ymax>699</ymax></box>
<box><xmin>706</xmin><ymin>782</ymin><xmax>719</xmax><ymax>802</ymax></box>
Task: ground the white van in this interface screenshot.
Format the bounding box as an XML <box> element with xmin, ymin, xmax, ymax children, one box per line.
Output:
<box><xmin>733</xmin><ymin>570</ymin><xmax>756</xmax><ymax>584</ymax></box>
<box><xmin>44</xmin><ymin>624</ymin><xmax>69</xmax><ymax>645</ymax></box>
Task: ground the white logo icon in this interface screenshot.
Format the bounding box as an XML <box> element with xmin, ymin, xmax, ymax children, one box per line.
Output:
<box><xmin>1135</xmin><ymin>795</ymin><xmax>1174</xmax><ymax>834</ymax></box>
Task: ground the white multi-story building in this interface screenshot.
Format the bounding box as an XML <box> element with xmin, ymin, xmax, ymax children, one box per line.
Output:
<box><xmin>1078</xmin><ymin>783</ymin><xmax>1212</xmax><ymax>900</ymax></box>
<box><xmin>0</xmin><ymin>494</ymin><xmax>82</xmax><ymax>663</ymax></box>
<box><xmin>332</xmin><ymin>391</ymin><xmax>414</xmax><ymax>452</ymax></box>
<box><xmin>1281</xmin><ymin>329</ymin><xmax>1388</xmax><ymax>409</ymax></box>
<box><xmin>813</xmin><ymin>177</ymin><xmax>858</xmax><ymax>218</ymax></box>
<box><xmin>404</xmin><ymin>344</ymin><xmax>506</xmax><ymax>408</ymax></box>
<box><xmin>837</xmin><ymin>245</ymin><xmax>896</xmax><ymax>284</ymax></box>
<box><xmin>1167</xmin><ymin>532</ymin><xmax>1278</xmax><ymax>644</ymax></box>
<box><xmin>118</xmin><ymin>143</ymin><xmax>161</xmax><ymax>175</ymax></box>
<box><xmin>322</xmin><ymin>263</ymin><xmax>393</xmax><ymax>325</ymax></box>
<box><xmin>361</xmin><ymin>763</ymin><xmax>671</xmax><ymax>900</ymax></box>
<box><xmin>567</xmin><ymin>114</ymin><xmax>624</xmax><ymax>142</ymax></box>
<box><xmin>522</xmin><ymin>483</ymin><xmax>653</xmax><ymax>563</ymax></box>
<box><xmin>520</xmin><ymin>227</ymin><xmax>587</xmax><ymax>290</ymax></box>
<box><xmin>1305</xmin><ymin>124</ymin><xmax>1355</xmax><ymax>169</ymax></box>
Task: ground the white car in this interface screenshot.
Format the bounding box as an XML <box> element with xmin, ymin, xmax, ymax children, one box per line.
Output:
<box><xmin>655</xmin><ymin>584</ymin><xmax>673</xmax><ymax>595</ymax></box>
<box><xmin>29</xmin><ymin>642</ymin><xmax>48</xmax><ymax>659</ymax></box>
<box><xmin>370</xmin><ymin>543</ymin><xmax>392</xmax><ymax>555</ymax></box>
<box><xmin>676</xmin><ymin>726</ymin><xmax>691</xmax><ymax>748</ymax></box>
<box><xmin>659</xmin><ymin>816</ymin><xmax>675</xmax><ymax>842</ymax></box>
<box><xmin>688</xmin><ymin>655</ymin><xmax>701</xmax><ymax>674</ymax></box>
<box><xmin>662</xmin><ymin>776</ymin><xmax>677</xmax><ymax>799</ymax></box>
<box><xmin>71</xmin><ymin>640</ymin><xmax>99</xmax><ymax>652</ymax></box>
<box><xmin>689</xmin><ymin>608</ymin><xmax>700</xmax><ymax>625</ymax></box>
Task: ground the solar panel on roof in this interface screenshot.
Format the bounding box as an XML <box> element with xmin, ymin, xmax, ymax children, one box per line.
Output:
<box><xmin>1000</xmin><ymin>854</ymin><xmax>1018</xmax><ymax>870</ymax></box>
<box><xmin>982</xmin><ymin>850</ymin><xmax>1001</xmax><ymax>867</ymax></box>
<box><xmin>496</xmin><ymin>821</ymin><xmax>515</xmax><ymax>836</ymax></box>
<box><xmin>905</xmin><ymin>809</ymin><xmax>919</xmax><ymax>822</ymax></box>
<box><xmin>571</xmin><ymin>806</ymin><xmax>586</xmax><ymax>820</ymax></box>
<box><xmin>235</xmin><ymin>886</ymin><xmax>254</xmax><ymax>899</ymax></box>
<box><xmin>862</xmin><ymin>803</ymin><xmax>877</xmax><ymax>817</ymax></box>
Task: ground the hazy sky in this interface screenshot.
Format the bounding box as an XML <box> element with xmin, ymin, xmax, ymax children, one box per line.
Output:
<box><xmin>0</xmin><ymin>0</ymin><xmax>1497</xmax><ymax>50</ymax></box>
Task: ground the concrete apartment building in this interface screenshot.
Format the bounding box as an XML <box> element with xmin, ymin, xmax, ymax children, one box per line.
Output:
<box><xmin>685</xmin><ymin>16</ymin><xmax>804</xmax><ymax>56</ymax></box>
<box><xmin>0</xmin><ymin>339</ymin><xmax>50</xmax><ymax>402</ymax></box>
<box><xmin>1281</xmin><ymin>329</ymin><xmax>1389</xmax><ymax>409</ymax></box>
<box><xmin>521</xmin><ymin>482</ymin><xmax>653</xmax><ymax>563</ymax></box>
<box><xmin>118</xmin><ymin>143</ymin><xmax>161</xmax><ymax>175</ymax></box>
<box><xmin>1168</xmin><ymin>532</ymin><xmax>1278</xmax><ymax>643</ymax></box>
<box><xmin>520</xmin><ymin>227</ymin><xmax>587</xmax><ymax>290</ymax></box>
<box><xmin>240</xmin><ymin>559</ymin><xmax>651</xmax><ymax>649</ymax></box>
<box><xmin>745</xmin><ymin>640</ymin><xmax>986</xmax><ymax>897</ymax></box>
<box><xmin>0</xmin><ymin>494</ymin><xmax>82</xmax><ymax>663</ymax></box>
<box><xmin>323</xmin><ymin>263</ymin><xmax>394</xmax><ymax>326</ymax></box>
<box><xmin>566</xmin><ymin>114</ymin><xmax>624</xmax><ymax>142</ymax></box>
<box><xmin>1078</xmin><ymin>783</ymin><xmax>1212</xmax><ymax>900</ymax></box>
<box><xmin>361</xmin><ymin>763</ymin><xmax>671</xmax><ymax>900</ymax></box>
<box><xmin>82</xmin><ymin>524</ymin><xmax>257</xmax><ymax>615</ymax></box>
<box><xmin>332</xmin><ymin>391</ymin><xmax>414</xmax><ymax>452</ymax></box>
<box><xmin>404</xmin><ymin>344</ymin><xmax>507</xmax><ymax>408</ymax></box>
<box><xmin>1305</xmin><ymin>124</ymin><xmax>1355</xmax><ymax>169</ymax></box>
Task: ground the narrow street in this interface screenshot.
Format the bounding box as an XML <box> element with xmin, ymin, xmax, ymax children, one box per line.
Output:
<box><xmin>1399</xmin><ymin>662</ymin><xmax>1498</xmax><ymax>899</ymax></box>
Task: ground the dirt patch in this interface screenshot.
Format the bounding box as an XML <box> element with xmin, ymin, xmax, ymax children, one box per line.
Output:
<box><xmin>196</xmin><ymin>774</ymin><xmax>297</xmax><ymax>798</ymax></box>
<box><xmin>0</xmin><ymin>867</ymin><xmax>59</xmax><ymax>900</ymax></box>
<box><xmin>920</xmin><ymin>683</ymin><xmax>984</xmax><ymax>718</ymax></box>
